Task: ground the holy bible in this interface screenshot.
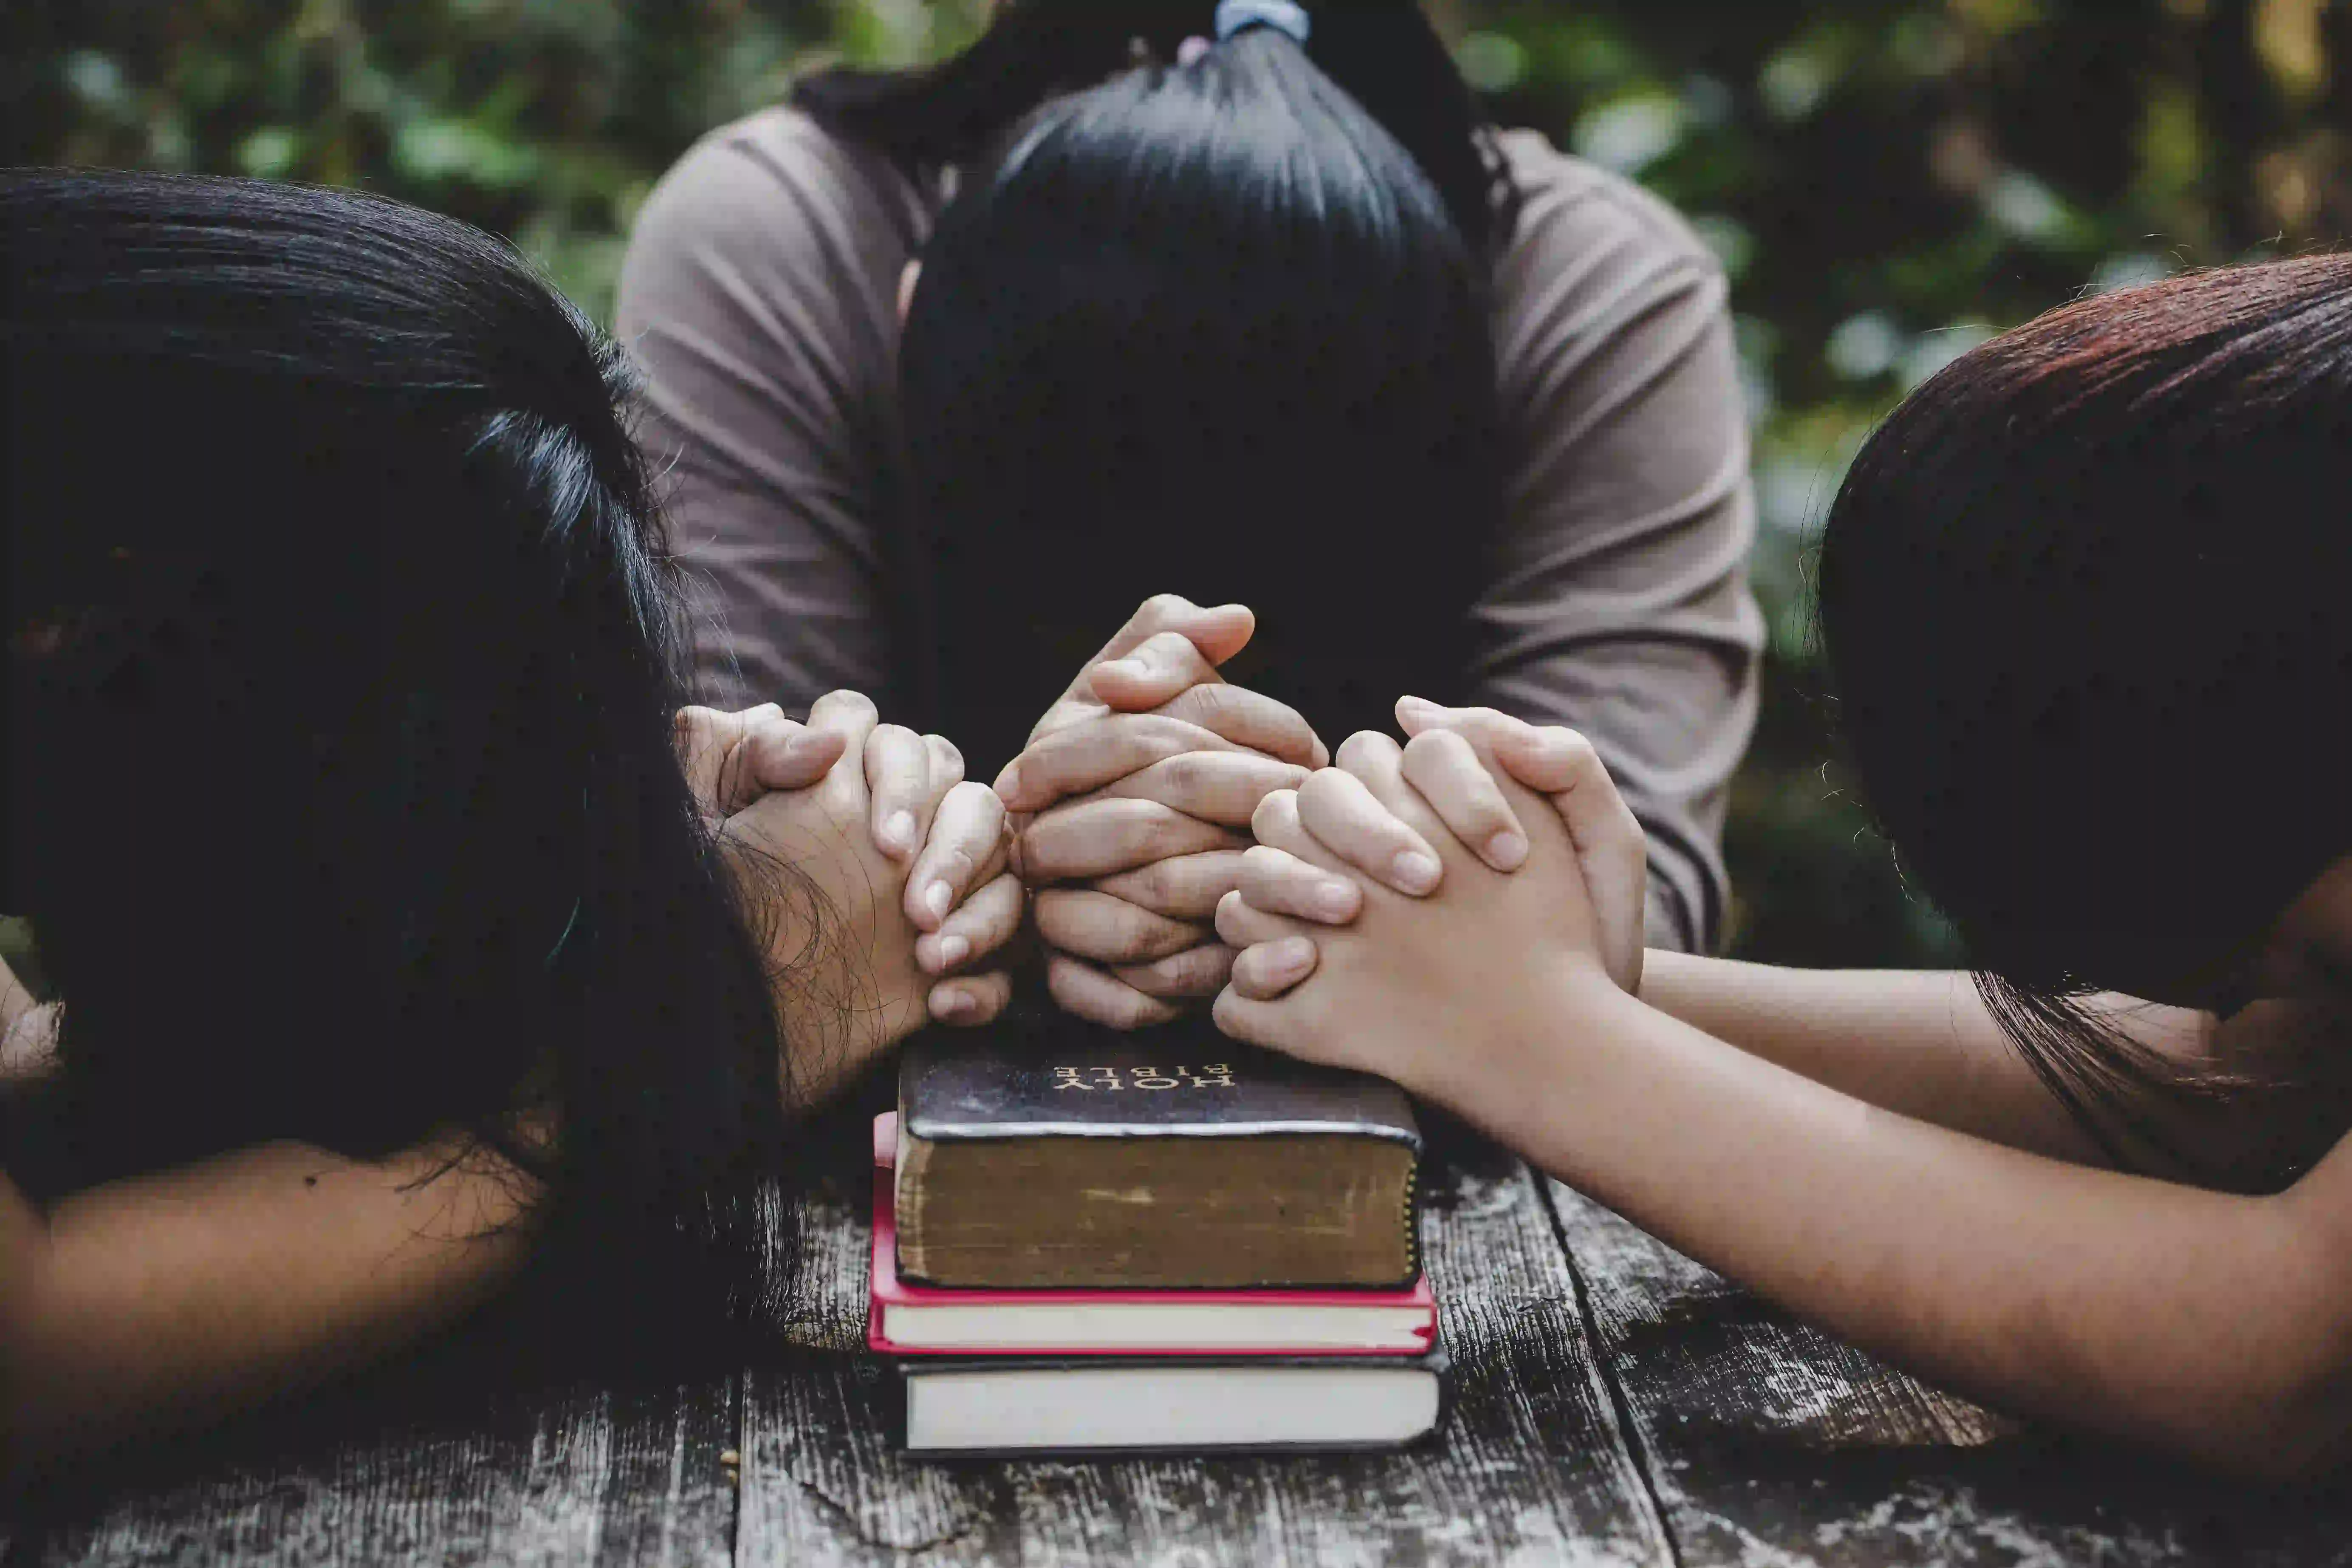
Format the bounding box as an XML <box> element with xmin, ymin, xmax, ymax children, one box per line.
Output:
<box><xmin>893</xmin><ymin>1014</ymin><xmax>1423</xmax><ymax>1290</ymax></box>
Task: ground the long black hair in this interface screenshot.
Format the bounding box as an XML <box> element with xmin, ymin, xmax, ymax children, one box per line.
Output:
<box><xmin>794</xmin><ymin>0</ymin><xmax>1518</xmax><ymax>260</ymax></box>
<box><xmin>1816</xmin><ymin>254</ymin><xmax>2352</xmax><ymax>1189</ymax></box>
<box><xmin>1</xmin><ymin>170</ymin><xmax>789</xmax><ymax>1327</ymax></box>
<box><xmin>895</xmin><ymin>25</ymin><xmax>1505</xmax><ymax>768</ymax></box>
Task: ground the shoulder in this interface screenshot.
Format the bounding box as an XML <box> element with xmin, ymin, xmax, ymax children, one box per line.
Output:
<box><xmin>1489</xmin><ymin>129</ymin><xmax>1728</xmax><ymax>351</ymax></box>
<box><xmin>641</xmin><ymin>104</ymin><xmax>932</xmax><ymax>244</ymax></box>
<box><xmin>1494</xmin><ymin>128</ymin><xmax>1723</xmax><ymax>285</ymax></box>
<box><xmin>1496</xmin><ymin>126</ymin><xmax>1740</xmax><ymax>416</ymax></box>
<box><xmin>616</xmin><ymin>106</ymin><xmax>932</xmax><ymax>339</ymax></box>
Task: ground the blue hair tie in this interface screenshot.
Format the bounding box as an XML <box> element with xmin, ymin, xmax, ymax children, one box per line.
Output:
<box><xmin>1214</xmin><ymin>0</ymin><xmax>1311</xmax><ymax>46</ymax></box>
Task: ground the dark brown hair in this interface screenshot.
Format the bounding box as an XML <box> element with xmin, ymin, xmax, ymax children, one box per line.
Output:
<box><xmin>792</xmin><ymin>0</ymin><xmax>1519</xmax><ymax>260</ymax></box>
<box><xmin>3</xmin><ymin>170</ymin><xmax>791</xmax><ymax>1336</ymax></box>
<box><xmin>895</xmin><ymin>28</ymin><xmax>1502</xmax><ymax>770</ymax></box>
<box><xmin>1818</xmin><ymin>254</ymin><xmax>2352</xmax><ymax>1188</ymax></box>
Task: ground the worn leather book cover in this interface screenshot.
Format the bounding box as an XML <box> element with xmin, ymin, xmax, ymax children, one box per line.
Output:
<box><xmin>868</xmin><ymin>1126</ymin><xmax>1438</xmax><ymax>1355</ymax></box>
<box><xmin>894</xmin><ymin>1007</ymin><xmax>1423</xmax><ymax>1290</ymax></box>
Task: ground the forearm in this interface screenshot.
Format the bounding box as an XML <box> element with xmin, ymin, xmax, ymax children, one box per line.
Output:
<box><xmin>1637</xmin><ymin>951</ymin><xmax>2106</xmax><ymax>1164</ymax></box>
<box><xmin>2</xmin><ymin>1137</ymin><xmax>533</xmax><ymax>1468</ymax></box>
<box><xmin>1460</xmin><ymin>978</ymin><xmax>2352</xmax><ymax>1475</ymax></box>
<box><xmin>0</xmin><ymin>1170</ymin><xmax>47</xmax><ymax>1461</ymax></box>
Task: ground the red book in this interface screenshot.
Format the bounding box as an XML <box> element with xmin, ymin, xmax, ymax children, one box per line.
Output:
<box><xmin>868</xmin><ymin>1114</ymin><xmax>1438</xmax><ymax>1358</ymax></box>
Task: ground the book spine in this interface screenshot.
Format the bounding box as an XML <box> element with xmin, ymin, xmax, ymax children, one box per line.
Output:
<box><xmin>1402</xmin><ymin>1155</ymin><xmax>1423</xmax><ymax>1281</ymax></box>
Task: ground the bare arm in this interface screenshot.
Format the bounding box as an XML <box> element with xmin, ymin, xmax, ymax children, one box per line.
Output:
<box><xmin>1240</xmin><ymin>711</ymin><xmax>2227</xmax><ymax>1175</ymax></box>
<box><xmin>1223</xmin><ymin>759</ymin><xmax>2352</xmax><ymax>1478</ymax></box>
<box><xmin>1638</xmin><ymin>951</ymin><xmax>2352</xmax><ymax>1191</ymax></box>
<box><xmin>1223</xmin><ymin>821</ymin><xmax>2352</xmax><ymax>1476</ymax></box>
<box><xmin>1637</xmin><ymin>951</ymin><xmax>2122</xmax><ymax>1165</ymax></box>
<box><xmin>1469</xmin><ymin>977</ymin><xmax>2352</xmax><ymax>1479</ymax></box>
<box><xmin>0</xmin><ymin>1134</ymin><xmax>534</xmax><ymax>1472</ymax></box>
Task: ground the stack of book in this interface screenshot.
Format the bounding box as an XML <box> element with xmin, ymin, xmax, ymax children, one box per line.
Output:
<box><xmin>870</xmin><ymin>1017</ymin><xmax>1446</xmax><ymax>1457</ymax></box>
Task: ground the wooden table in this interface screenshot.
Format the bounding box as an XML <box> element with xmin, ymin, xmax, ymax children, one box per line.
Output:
<box><xmin>8</xmin><ymin>1138</ymin><xmax>2351</xmax><ymax>1567</ymax></box>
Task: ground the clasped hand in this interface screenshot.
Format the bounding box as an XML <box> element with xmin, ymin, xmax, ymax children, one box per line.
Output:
<box><xmin>1207</xmin><ymin>701</ymin><xmax>1651</xmax><ymax>1110</ymax></box>
<box><xmin>675</xmin><ymin>596</ymin><xmax>1661</xmax><ymax>1120</ymax></box>
<box><xmin>677</xmin><ymin>690</ymin><xmax>1017</xmax><ymax>1107</ymax></box>
<box><xmin>991</xmin><ymin>596</ymin><xmax>1327</xmax><ymax>1030</ymax></box>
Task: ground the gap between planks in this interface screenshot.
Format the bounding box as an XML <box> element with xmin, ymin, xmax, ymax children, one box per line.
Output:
<box><xmin>736</xmin><ymin>1147</ymin><xmax>1678</xmax><ymax>1567</ymax></box>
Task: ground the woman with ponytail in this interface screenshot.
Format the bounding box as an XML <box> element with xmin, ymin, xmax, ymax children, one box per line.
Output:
<box><xmin>617</xmin><ymin>0</ymin><xmax>1763</xmax><ymax>1028</ymax></box>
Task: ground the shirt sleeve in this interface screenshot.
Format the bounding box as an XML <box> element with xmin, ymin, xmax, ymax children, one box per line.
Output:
<box><xmin>613</xmin><ymin>111</ymin><xmax>922</xmax><ymax>714</ymax></box>
<box><xmin>1481</xmin><ymin>149</ymin><xmax>1767</xmax><ymax>955</ymax></box>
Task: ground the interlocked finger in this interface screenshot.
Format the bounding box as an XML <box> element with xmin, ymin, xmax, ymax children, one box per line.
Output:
<box><xmin>1020</xmin><ymin>798</ymin><xmax>1246</xmax><ymax>883</ymax></box>
<box><xmin>1216</xmin><ymin>892</ymin><xmax>1323</xmax><ymax>1002</ymax></box>
<box><xmin>1091</xmin><ymin>850</ymin><xmax>1249</xmax><ymax>920</ymax></box>
<box><xmin>1400</xmin><ymin>727</ymin><xmax>1530</xmax><ymax>872</ymax></box>
<box><xmin>1215</xmin><ymin>887</ymin><xmax>1311</xmax><ymax>949</ymax></box>
<box><xmin>1084</xmin><ymin>630</ymin><xmax>1223</xmax><ymax>712</ymax></box>
<box><xmin>804</xmin><ymin>689</ymin><xmax>883</xmax><ymax>815</ymax></box>
<box><xmin>1152</xmin><ymin>681</ymin><xmax>1325</xmax><ymax>768</ymax></box>
<box><xmin>1234</xmin><ymin>844</ymin><xmax>1363</xmax><ymax>925</ymax></box>
<box><xmin>1112</xmin><ymin>941</ymin><xmax>1237</xmax><ymax>1001</ymax></box>
<box><xmin>929</xmin><ymin>969</ymin><xmax>1014</xmax><ymax>1028</ymax></box>
<box><xmin>997</xmin><ymin>714</ymin><xmax>1242</xmax><ymax>813</ymax></box>
<box><xmin>1099</xmin><ymin>751</ymin><xmax>1311</xmax><ymax>826</ymax></box>
<box><xmin>1033</xmin><ymin>888</ymin><xmax>1207</xmax><ymax>966</ymax></box>
<box><xmin>678</xmin><ymin>703</ymin><xmax>846</xmax><ymax>817</ymax></box>
<box><xmin>1047</xmin><ymin>953</ymin><xmax>1182</xmax><ymax>1031</ymax></box>
<box><xmin>906</xmin><ymin>782</ymin><xmax>1011</xmax><ymax>931</ymax></box>
<box><xmin>918</xmin><ymin>871</ymin><xmax>1025</xmax><ymax>977</ymax></box>
<box><xmin>1293</xmin><ymin>767</ymin><xmax>1446</xmax><ymax>896</ymax></box>
<box><xmin>865</xmin><ymin>723</ymin><xmax>936</xmax><ymax>860</ymax></box>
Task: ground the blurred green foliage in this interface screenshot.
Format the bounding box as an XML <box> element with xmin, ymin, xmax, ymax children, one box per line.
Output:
<box><xmin>8</xmin><ymin>0</ymin><xmax>2348</xmax><ymax>968</ymax></box>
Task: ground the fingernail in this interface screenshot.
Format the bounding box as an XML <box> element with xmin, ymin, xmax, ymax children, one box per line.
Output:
<box><xmin>925</xmin><ymin>881</ymin><xmax>954</xmax><ymax>921</ymax></box>
<box><xmin>884</xmin><ymin>811</ymin><xmax>917</xmax><ymax>852</ymax></box>
<box><xmin>933</xmin><ymin>988</ymin><xmax>975</xmax><ymax>1020</ymax></box>
<box><xmin>1392</xmin><ymin>851</ymin><xmax>1442</xmax><ymax>894</ymax></box>
<box><xmin>994</xmin><ymin>763</ymin><xmax>1024</xmax><ymax>804</ymax></box>
<box><xmin>1272</xmin><ymin>937</ymin><xmax>1317</xmax><ymax>976</ymax></box>
<box><xmin>1399</xmin><ymin>695</ymin><xmax>1440</xmax><ymax>716</ymax></box>
<box><xmin>1486</xmin><ymin>831</ymin><xmax>1528</xmax><ymax>870</ymax></box>
<box><xmin>936</xmin><ymin>934</ymin><xmax>971</xmax><ymax>969</ymax></box>
<box><xmin>1100</xmin><ymin>657</ymin><xmax>1147</xmax><ymax>681</ymax></box>
<box><xmin>1313</xmin><ymin>879</ymin><xmax>1358</xmax><ymax>920</ymax></box>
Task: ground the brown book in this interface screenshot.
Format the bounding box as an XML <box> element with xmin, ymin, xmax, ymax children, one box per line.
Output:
<box><xmin>893</xmin><ymin>1011</ymin><xmax>1422</xmax><ymax>1290</ymax></box>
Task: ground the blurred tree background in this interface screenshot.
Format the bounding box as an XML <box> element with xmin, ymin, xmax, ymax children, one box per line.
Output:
<box><xmin>7</xmin><ymin>0</ymin><xmax>2348</xmax><ymax>970</ymax></box>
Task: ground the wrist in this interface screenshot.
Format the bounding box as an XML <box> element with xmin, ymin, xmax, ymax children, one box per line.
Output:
<box><xmin>1409</xmin><ymin>950</ymin><xmax>1626</xmax><ymax>1134</ymax></box>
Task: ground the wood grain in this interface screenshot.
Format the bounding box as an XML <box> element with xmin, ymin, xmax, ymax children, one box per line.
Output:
<box><xmin>738</xmin><ymin>1144</ymin><xmax>1672</xmax><ymax>1566</ymax></box>
<box><xmin>24</xmin><ymin>1142</ymin><xmax>2352</xmax><ymax>1566</ymax></box>
<box><xmin>5</xmin><ymin>1375</ymin><xmax>737</xmax><ymax>1568</ymax></box>
<box><xmin>1548</xmin><ymin>1179</ymin><xmax>2352</xmax><ymax>1568</ymax></box>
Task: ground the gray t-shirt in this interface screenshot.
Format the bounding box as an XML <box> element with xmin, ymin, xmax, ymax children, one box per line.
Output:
<box><xmin>614</xmin><ymin>107</ymin><xmax>1764</xmax><ymax>952</ymax></box>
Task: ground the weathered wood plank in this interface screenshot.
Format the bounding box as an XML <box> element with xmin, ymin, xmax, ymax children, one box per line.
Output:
<box><xmin>6</xmin><ymin>1374</ymin><xmax>737</xmax><ymax>1568</ymax></box>
<box><xmin>738</xmin><ymin>1143</ymin><xmax>1672</xmax><ymax>1567</ymax></box>
<box><xmin>1548</xmin><ymin>1179</ymin><xmax>2352</xmax><ymax>1568</ymax></box>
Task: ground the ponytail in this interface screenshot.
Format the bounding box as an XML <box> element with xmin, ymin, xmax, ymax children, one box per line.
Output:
<box><xmin>791</xmin><ymin>0</ymin><xmax>1518</xmax><ymax>256</ymax></box>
